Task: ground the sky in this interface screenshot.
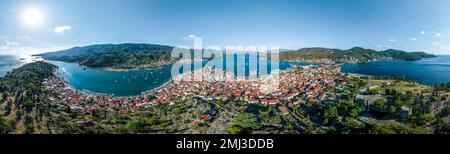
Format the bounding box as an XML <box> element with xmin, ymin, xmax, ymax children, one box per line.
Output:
<box><xmin>1</xmin><ymin>0</ymin><xmax>450</xmax><ymax>55</ymax></box>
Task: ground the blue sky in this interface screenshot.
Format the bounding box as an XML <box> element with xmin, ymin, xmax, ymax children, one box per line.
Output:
<box><xmin>1</xmin><ymin>0</ymin><xmax>450</xmax><ymax>55</ymax></box>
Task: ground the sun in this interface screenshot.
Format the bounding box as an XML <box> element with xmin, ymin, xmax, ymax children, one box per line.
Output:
<box><xmin>22</xmin><ymin>7</ymin><xmax>44</xmax><ymax>27</ymax></box>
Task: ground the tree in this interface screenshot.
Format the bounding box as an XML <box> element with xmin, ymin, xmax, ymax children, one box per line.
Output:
<box><xmin>214</xmin><ymin>99</ymin><xmax>223</xmax><ymax>106</ymax></box>
<box><xmin>322</xmin><ymin>105</ymin><xmax>338</xmax><ymax>124</ymax></box>
<box><xmin>229</xmin><ymin>112</ymin><xmax>261</xmax><ymax>134</ymax></box>
<box><xmin>385</xmin><ymin>89</ymin><xmax>393</xmax><ymax>95</ymax></box>
<box><xmin>438</xmin><ymin>106</ymin><xmax>450</xmax><ymax>118</ymax></box>
<box><xmin>405</xmin><ymin>91</ymin><xmax>413</xmax><ymax>102</ymax></box>
<box><xmin>368</xmin><ymin>88</ymin><xmax>381</xmax><ymax>95</ymax></box>
<box><xmin>339</xmin><ymin>117</ymin><xmax>363</xmax><ymax>134</ymax></box>
<box><xmin>125</xmin><ymin>116</ymin><xmax>161</xmax><ymax>133</ymax></box>
<box><xmin>226</xmin><ymin>126</ymin><xmax>241</xmax><ymax>134</ymax></box>
<box><xmin>388</xmin><ymin>105</ymin><xmax>397</xmax><ymax>114</ymax></box>
<box><xmin>2</xmin><ymin>92</ymin><xmax>7</xmax><ymax>101</ymax></box>
<box><xmin>369</xmin><ymin>124</ymin><xmax>397</xmax><ymax>134</ymax></box>
<box><xmin>0</xmin><ymin>117</ymin><xmax>11</xmax><ymax>134</ymax></box>
<box><xmin>441</xmin><ymin>94</ymin><xmax>449</xmax><ymax>101</ymax></box>
<box><xmin>431</xmin><ymin>96</ymin><xmax>438</xmax><ymax>102</ymax></box>
<box><xmin>435</xmin><ymin>122</ymin><xmax>450</xmax><ymax>134</ymax></box>
<box><xmin>349</xmin><ymin>108</ymin><xmax>360</xmax><ymax>118</ymax></box>
<box><xmin>372</xmin><ymin>99</ymin><xmax>388</xmax><ymax>112</ymax></box>
<box><xmin>268</xmin><ymin>116</ymin><xmax>282</xmax><ymax>126</ymax></box>
<box><xmin>409</xmin><ymin>113</ymin><xmax>433</xmax><ymax>126</ymax></box>
<box><xmin>4</xmin><ymin>101</ymin><xmax>12</xmax><ymax>116</ymax></box>
<box><xmin>392</xmin><ymin>96</ymin><xmax>404</xmax><ymax>107</ymax></box>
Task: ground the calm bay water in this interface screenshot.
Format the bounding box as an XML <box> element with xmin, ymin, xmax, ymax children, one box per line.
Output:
<box><xmin>341</xmin><ymin>55</ymin><xmax>450</xmax><ymax>85</ymax></box>
<box><xmin>2</xmin><ymin>54</ymin><xmax>450</xmax><ymax>96</ymax></box>
<box><xmin>49</xmin><ymin>60</ymin><xmax>173</xmax><ymax>96</ymax></box>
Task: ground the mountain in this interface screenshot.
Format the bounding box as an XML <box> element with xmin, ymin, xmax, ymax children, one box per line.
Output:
<box><xmin>35</xmin><ymin>43</ymin><xmax>176</xmax><ymax>70</ymax></box>
<box><xmin>36</xmin><ymin>44</ymin><xmax>437</xmax><ymax>69</ymax></box>
<box><xmin>410</xmin><ymin>51</ymin><xmax>437</xmax><ymax>58</ymax></box>
<box><xmin>280</xmin><ymin>47</ymin><xmax>436</xmax><ymax>64</ymax></box>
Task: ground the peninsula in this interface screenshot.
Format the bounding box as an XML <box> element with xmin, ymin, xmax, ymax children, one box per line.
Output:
<box><xmin>280</xmin><ymin>47</ymin><xmax>436</xmax><ymax>64</ymax></box>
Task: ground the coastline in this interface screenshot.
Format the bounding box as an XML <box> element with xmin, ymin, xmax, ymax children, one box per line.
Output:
<box><xmin>53</xmin><ymin>69</ymin><xmax>173</xmax><ymax>98</ymax></box>
<box><xmin>50</xmin><ymin>63</ymin><xmax>315</xmax><ymax>98</ymax></box>
<box><xmin>102</xmin><ymin>65</ymin><xmax>170</xmax><ymax>72</ymax></box>
<box><xmin>44</xmin><ymin>55</ymin><xmax>450</xmax><ymax>98</ymax></box>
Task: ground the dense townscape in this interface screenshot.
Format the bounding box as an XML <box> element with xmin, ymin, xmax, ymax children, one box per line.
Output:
<box><xmin>43</xmin><ymin>65</ymin><xmax>345</xmax><ymax>115</ymax></box>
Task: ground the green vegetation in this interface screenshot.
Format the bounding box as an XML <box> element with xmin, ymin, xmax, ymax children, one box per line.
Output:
<box><xmin>0</xmin><ymin>117</ymin><xmax>11</xmax><ymax>134</ymax></box>
<box><xmin>35</xmin><ymin>43</ymin><xmax>176</xmax><ymax>69</ymax></box>
<box><xmin>227</xmin><ymin>112</ymin><xmax>261</xmax><ymax>134</ymax></box>
<box><xmin>435</xmin><ymin>122</ymin><xmax>450</xmax><ymax>134</ymax></box>
<box><xmin>367</xmin><ymin>124</ymin><xmax>430</xmax><ymax>134</ymax></box>
<box><xmin>280</xmin><ymin>47</ymin><xmax>435</xmax><ymax>64</ymax></box>
<box><xmin>0</xmin><ymin>62</ymin><xmax>58</xmax><ymax>133</ymax></box>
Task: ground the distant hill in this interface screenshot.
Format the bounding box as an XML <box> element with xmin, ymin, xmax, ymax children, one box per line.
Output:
<box><xmin>35</xmin><ymin>43</ymin><xmax>176</xmax><ymax>70</ymax></box>
<box><xmin>280</xmin><ymin>47</ymin><xmax>436</xmax><ymax>64</ymax></box>
<box><xmin>36</xmin><ymin>44</ymin><xmax>437</xmax><ymax>69</ymax></box>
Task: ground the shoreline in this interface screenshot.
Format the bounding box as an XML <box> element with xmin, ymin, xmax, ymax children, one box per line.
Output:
<box><xmin>44</xmin><ymin>56</ymin><xmax>450</xmax><ymax>98</ymax></box>
<box><xmin>102</xmin><ymin>65</ymin><xmax>170</xmax><ymax>72</ymax></box>
<box><xmin>54</xmin><ymin>69</ymin><xmax>174</xmax><ymax>98</ymax></box>
<box><xmin>50</xmin><ymin>64</ymin><xmax>315</xmax><ymax>98</ymax></box>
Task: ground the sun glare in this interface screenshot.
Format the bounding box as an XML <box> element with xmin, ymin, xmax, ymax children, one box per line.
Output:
<box><xmin>22</xmin><ymin>7</ymin><xmax>44</xmax><ymax>27</ymax></box>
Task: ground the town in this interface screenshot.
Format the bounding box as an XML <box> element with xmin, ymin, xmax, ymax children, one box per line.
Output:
<box><xmin>43</xmin><ymin>64</ymin><xmax>349</xmax><ymax>115</ymax></box>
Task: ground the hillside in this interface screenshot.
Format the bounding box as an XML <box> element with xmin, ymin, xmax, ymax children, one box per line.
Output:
<box><xmin>280</xmin><ymin>47</ymin><xmax>436</xmax><ymax>64</ymax></box>
<box><xmin>1</xmin><ymin>62</ymin><xmax>450</xmax><ymax>134</ymax></box>
<box><xmin>411</xmin><ymin>51</ymin><xmax>438</xmax><ymax>58</ymax></box>
<box><xmin>35</xmin><ymin>43</ymin><xmax>177</xmax><ymax>70</ymax></box>
<box><xmin>0</xmin><ymin>62</ymin><xmax>59</xmax><ymax>133</ymax></box>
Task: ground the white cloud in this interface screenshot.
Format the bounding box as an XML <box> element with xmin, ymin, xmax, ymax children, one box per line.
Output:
<box><xmin>0</xmin><ymin>43</ymin><xmax>69</xmax><ymax>55</ymax></box>
<box><xmin>2</xmin><ymin>41</ymin><xmax>19</xmax><ymax>46</ymax></box>
<box><xmin>436</xmin><ymin>32</ymin><xmax>441</xmax><ymax>37</ymax></box>
<box><xmin>421</xmin><ymin>31</ymin><xmax>425</xmax><ymax>35</ymax></box>
<box><xmin>433</xmin><ymin>42</ymin><xmax>442</xmax><ymax>46</ymax></box>
<box><xmin>388</xmin><ymin>38</ymin><xmax>398</xmax><ymax>42</ymax></box>
<box><xmin>375</xmin><ymin>45</ymin><xmax>391</xmax><ymax>50</ymax></box>
<box><xmin>429</xmin><ymin>44</ymin><xmax>450</xmax><ymax>55</ymax></box>
<box><xmin>182</xmin><ymin>34</ymin><xmax>203</xmax><ymax>40</ymax></box>
<box><xmin>53</xmin><ymin>25</ymin><xmax>72</xmax><ymax>33</ymax></box>
<box><xmin>411</xmin><ymin>38</ymin><xmax>417</xmax><ymax>41</ymax></box>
